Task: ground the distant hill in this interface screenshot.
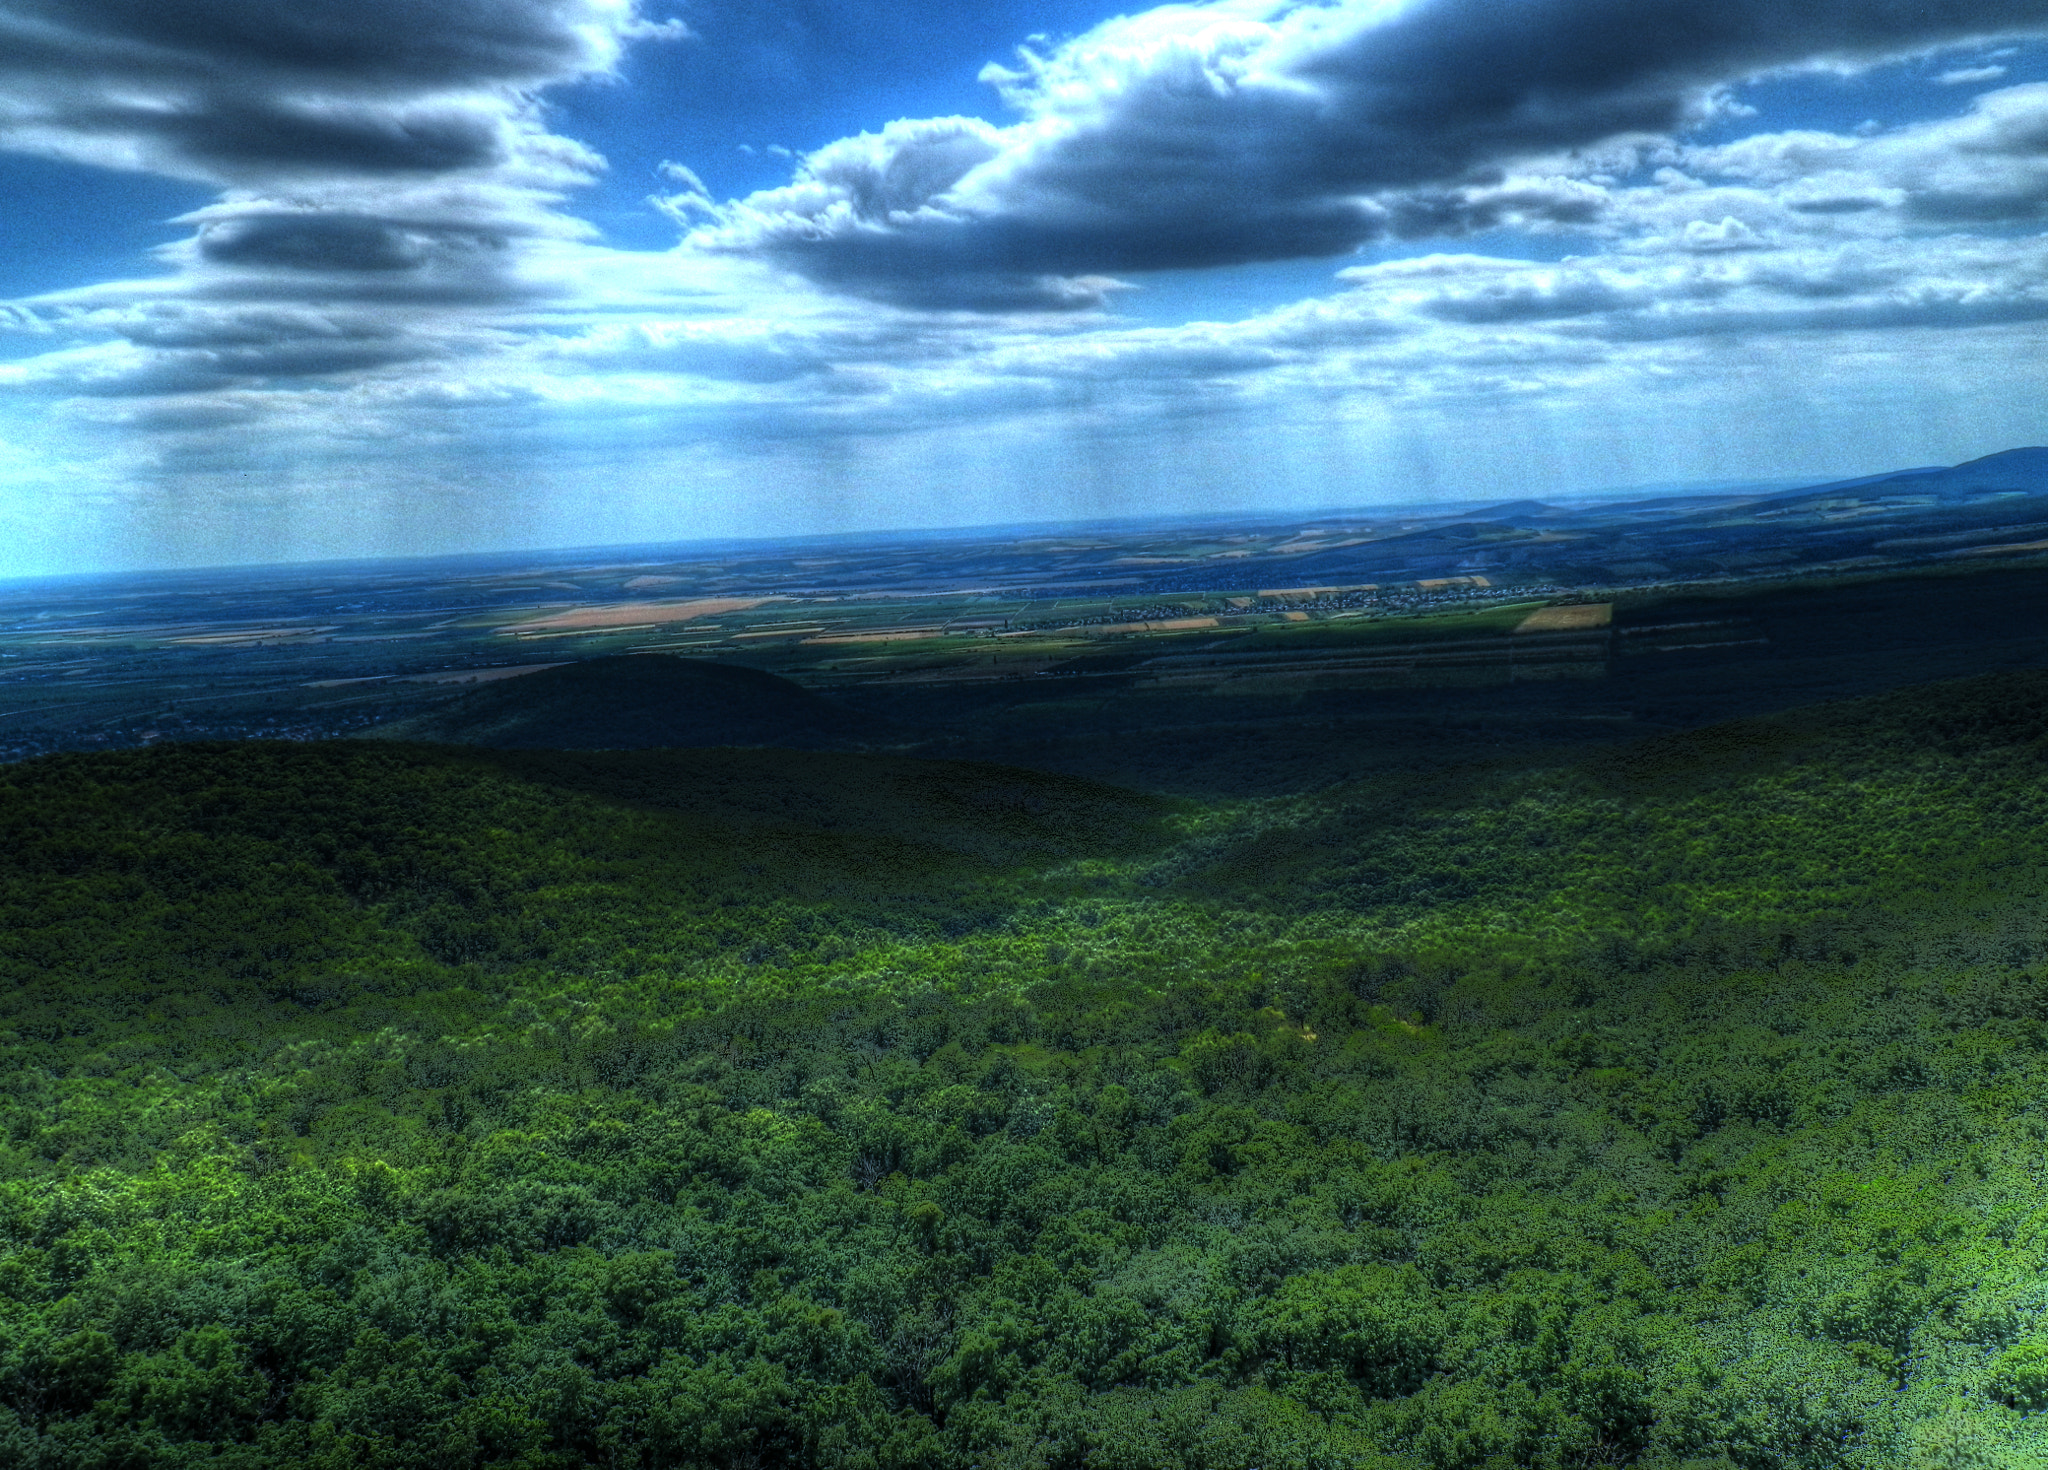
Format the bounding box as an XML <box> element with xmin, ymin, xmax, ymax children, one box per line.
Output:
<box><xmin>1931</xmin><ymin>445</ymin><xmax>2048</xmax><ymax>488</ymax></box>
<box><xmin>1451</xmin><ymin>499</ymin><xmax>1558</xmax><ymax>520</ymax></box>
<box><xmin>1770</xmin><ymin>446</ymin><xmax>2048</xmax><ymax>504</ymax></box>
<box><xmin>364</xmin><ymin>654</ymin><xmax>889</xmax><ymax>751</ymax></box>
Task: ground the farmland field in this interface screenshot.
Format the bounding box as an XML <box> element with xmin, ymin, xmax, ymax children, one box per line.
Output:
<box><xmin>1514</xmin><ymin>602</ymin><xmax>1613</xmax><ymax>633</ymax></box>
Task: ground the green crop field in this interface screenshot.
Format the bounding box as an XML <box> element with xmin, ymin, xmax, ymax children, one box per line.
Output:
<box><xmin>1237</xmin><ymin>603</ymin><xmax>1555</xmax><ymax>648</ymax></box>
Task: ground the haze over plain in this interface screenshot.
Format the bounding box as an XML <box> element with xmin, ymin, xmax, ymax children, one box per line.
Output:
<box><xmin>3</xmin><ymin>0</ymin><xmax>2048</xmax><ymax>573</ymax></box>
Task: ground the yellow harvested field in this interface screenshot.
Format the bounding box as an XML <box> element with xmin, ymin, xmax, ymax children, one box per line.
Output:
<box><xmin>1416</xmin><ymin>576</ymin><xmax>1492</xmax><ymax>591</ymax></box>
<box><xmin>1515</xmin><ymin>603</ymin><xmax>1613</xmax><ymax>633</ymax></box>
<box><xmin>1271</xmin><ymin>537</ymin><xmax>1369</xmax><ymax>554</ymax></box>
<box><xmin>730</xmin><ymin>625</ymin><xmax>828</xmax><ymax>641</ymax></box>
<box><xmin>1258</xmin><ymin>584</ymin><xmax>1378</xmax><ymax>598</ymax></box>
<box><xmin>509</xmin><ymin>626</ymin><xmax>659</xmax><ymax>641</ymax></box>
<box><xmin>803</xmin><ymin>630</ymin><xmax>946</xmax><ymax>645</ymax></box>
<box><xmin>1087</xmin><ymin>617</ymin><xmax>1220</xmax><ymax>635</ymax></box>
<box><xmin>502</xmin><ymin>596</ymin><xmax>778</xmax><ymax>633</ymax></box>
<box><xmin>1282</xmin><ymin>612</ymin><xmax>1311</xmax><ymax>622</ymax></box>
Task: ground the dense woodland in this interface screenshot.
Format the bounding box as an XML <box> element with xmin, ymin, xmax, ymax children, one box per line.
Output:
<box><xmin>9</xmin><ymin>673</ymin><xmax>2048</xmax><ymax>1466</ymax></box>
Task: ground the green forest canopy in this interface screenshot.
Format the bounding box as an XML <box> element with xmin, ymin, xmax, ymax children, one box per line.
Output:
<box><xmin>9</xmin><ymin>673</ymin><xmax>2048</xmax><ymax>1466</ymax></box>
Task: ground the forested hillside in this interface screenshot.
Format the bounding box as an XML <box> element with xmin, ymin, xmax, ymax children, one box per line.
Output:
<box><xmin>9</xmin><ymin>674</ymin><xmax>2048</xmax><ymax>1467</ymax></box>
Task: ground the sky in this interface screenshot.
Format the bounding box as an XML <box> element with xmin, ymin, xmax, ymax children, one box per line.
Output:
<box><xmin>3</xmin><ymin>2</ymin><xmax>2048</xmax><ymax>575</ymax></box>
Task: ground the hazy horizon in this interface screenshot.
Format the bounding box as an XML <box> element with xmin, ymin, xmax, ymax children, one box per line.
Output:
<box><xmin>0</xmin><ymin>463</ymin><xmax>1886</xmax><ymax>584</ymax></box>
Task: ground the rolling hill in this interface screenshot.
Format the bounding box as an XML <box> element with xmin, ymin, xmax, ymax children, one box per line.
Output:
<box><xmin>363</xmin><ymin>653</ymin><xmax>888</xmax><ymax>750</ymax></box>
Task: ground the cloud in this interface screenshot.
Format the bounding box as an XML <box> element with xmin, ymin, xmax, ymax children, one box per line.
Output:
<box><xmin>0</xmin><ymin>0</ymin><xmax>693</xmax><ymax>406</ymax></box>
<box><xmin>1671</xmin><ymin>82</ymin><xmax>2048</xmax><ymax>230</ymax></box>
<box><xmin>538</xmin><ymin>319</ymin><xmax>837</xmax><ymax>383</ymax></box>
<box><xmin>0</xmin><ymin>302</ymin><xmax>473</xmax><ymax>396</ymax></box>
<box><xmin>691</xmin><ymin>0</ymin><xmax>2048</xmax><ymax>308</ymax></box>
<box><xmin>0</xmin><ymin>0</ymin><xmax>655</xmax><ymax>180</ymax></box>
<box><xmin>1939</xmin><ymin>63</ymin><xmax>2011</xmax><ymax>82</ymax></box>
<box><xmin>1334</xmin><ymin>234</ymin><xmax>2048</xmax><ymax>340</ymax></box>
<box><xmin>0</xmin><ymin>0</ymin><xmax>676</xmax><ymax>332</ymax></box>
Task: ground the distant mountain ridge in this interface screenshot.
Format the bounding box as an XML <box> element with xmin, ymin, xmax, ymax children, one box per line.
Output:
<box><xmin>1453</xmin><ymin>499</ymin><xmax>1558</xmax><ymax>520</ymax></box>
<box><xmin>1775</xmin><ymin>446</ymin><xmax>2048</xmax><ymax>503</ymax></box>
<box><xmin>1179</xmin><ymin>446</ymin><xmax>2048</xmax><ymax>590</ymax></box>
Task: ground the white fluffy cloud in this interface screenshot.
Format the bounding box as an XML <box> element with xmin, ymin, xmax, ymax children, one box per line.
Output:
<box><xmin>689</xmin><ymin>0</ymin><xmax>2048</xmax><ymax>309</ymax></box>
<box><xmin>1668</xmin><ymin>81</ymin><xmax>2048</xmax><ymax>228</ymax></box>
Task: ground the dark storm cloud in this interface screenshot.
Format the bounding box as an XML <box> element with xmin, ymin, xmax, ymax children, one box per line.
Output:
<box><xmin>14</xmin><ymin>0</ymin><xmax>622</xmax><ymax>86</ymax></box>
<box><xmin>4</xmin><ymin>300</ymin><xmax>464</xmax><ymax>396</ymax></box>
<box><xmin>0</xmin><ymin>0</ymin><xmax>670</xmax><ymax>396</ymax></box>
<box><xmin>0</xmin><ymin>0</ymin><xmax>656</xmax><ymax>178</ymax></box>
<box><xmin>696</xmin><ymin>0</ymin><xmax>2048</xmax><ymax>308</ymax></box>
<box><xmin>193</xmin><ymin>212</ymin><xmax>516</xmax><ymax>274</ymax></box>
<box><xmin>21</xmin><ymin>335</ymin><xmax>443</xmax><ymax>397</ymax></box>
<box><xmin>152</xmin><ymin>100</ymin><xmax>511</xmax><ymax>177</ymax></box>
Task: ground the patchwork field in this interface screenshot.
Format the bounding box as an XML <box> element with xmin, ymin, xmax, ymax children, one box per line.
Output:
<box><xmin>1514</xmin><ymin>602</ymin><xmax>1613</xmax><ymax>632</ymax></box>
<box><xmin>504</xmin><ymin>595</ymin><xmax>780</xmax><ymax>632</ymax></box>
<box><xmin>4</xmin><ymin>460</ymin><xmax>2048</xmax><ymax>778</ymax></box>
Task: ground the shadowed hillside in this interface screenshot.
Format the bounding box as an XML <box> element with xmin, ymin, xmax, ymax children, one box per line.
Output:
<box><xmin>0</xmin><ymin>739</ymin><xmax>1173</xmax><ymax>1033</ymax></box>
<box><xmin>364</xmin><ymin>654</ymin><xmax>888</xmax><ymax>750</ymax></box>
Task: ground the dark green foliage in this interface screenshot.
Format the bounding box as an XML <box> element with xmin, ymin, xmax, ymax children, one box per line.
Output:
<box><xmin>1991</xmin><ymin>1346</ymin><xmax>2048</xmax><ymax>1413</ymax></box>
<box><xmin>8</xmin><ymin>674</ymin><xmax>2048</xmax><ymax>1465</ymax></box>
